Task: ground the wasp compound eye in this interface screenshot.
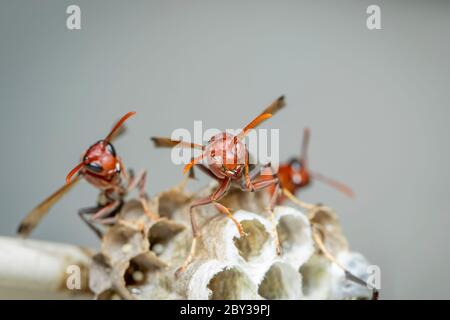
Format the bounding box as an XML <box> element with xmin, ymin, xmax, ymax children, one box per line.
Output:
<box><xmin>106</xmin><ymin>142</ymin><xmax>116</xmax><ymax>157</ymax></box>
<box><xmin>289</xmin><ymin>158</ymin><xmax>302</xmax><ymax>170</ymax></box>
<box><xmin>86</xmin><ymin>162</ymin><xmax>103</xmax><ymax>173</ymax></box>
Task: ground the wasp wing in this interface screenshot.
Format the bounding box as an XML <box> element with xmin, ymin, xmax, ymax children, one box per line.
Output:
<box><xmin>17</xmin><ymin>175</ymin><xmax>82</xmax><ymax>237</ymax></box>
<box><xmin>151</xmin><ymin>137</ymin><xmax>204</xmax><ymax>150</ymax></box>
<box><xmin>300</xmin><ymin>127</ymin><xmax>310</xmax><ymax>167</ymax></box>
<box><xmin>310</xmin><ymin>171</ymin><xmax>355</xmax><ymax>198</ymax></box>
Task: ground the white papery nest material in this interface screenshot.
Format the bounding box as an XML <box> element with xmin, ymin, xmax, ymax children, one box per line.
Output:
<box><xmin>0</xmin><ymin>183</ymin><xmax>375</xmax><ymax>299</ymax></box>
<box><xmin>88</xmin><ymin>183</ymin><xmax>376</xmax><ymax>300</ymax></box>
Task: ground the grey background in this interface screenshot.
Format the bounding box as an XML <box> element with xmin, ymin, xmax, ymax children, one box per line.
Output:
<box><xmin>0</xmin><ymin>0</ymin><xmax>449</xmax><ymax>299</ymax></box>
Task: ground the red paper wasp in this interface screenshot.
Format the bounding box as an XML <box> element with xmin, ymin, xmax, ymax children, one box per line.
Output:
<box><xmin>273</xmin><ymin>128</ymin><xmax>354</xmax><ymax>203</ymax></box>
<box><xmin>152</xmin><ymin>96</ymin><xmax>285</xmax><ymax>275</ymax></box>
<box><xmin>18</xmin><ymin>111</ymin><xmax>156</xmax><ymax>238</ymax></box>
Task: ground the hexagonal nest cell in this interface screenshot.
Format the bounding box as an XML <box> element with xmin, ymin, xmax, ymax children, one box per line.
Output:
<box><xmin>207</xmin><ymin>267</ymin><xmax>257</xmax><ymax>300</ymax></box>
<box><xmin>277</xmin><ymin>214</ymin><xmax>309</xmax><ymax>252</ymax></box>
<box><xmin>258</xmin><ymin>262</ymin><xmax>302</xmax><ymax>299</ymax></box>
<box><xmin>233</xmin><ymin>219</ymin><xmax>270</xmax><ymax>262</ymax></box>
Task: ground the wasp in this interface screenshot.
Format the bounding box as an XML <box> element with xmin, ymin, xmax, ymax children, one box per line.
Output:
<box><xmin>273</xmin><ymin>128</ymin><xmax>354</xmax><ymax>203</ymax></box>
<box><xmin>152</xmin><ymin>96</ymin><xmax>285</xmax><ymax>275</ymax></box>
<box><xmin>18</xmin><ymin>111</ymin><xmax>157</xmax><ymax>238</ymax></box>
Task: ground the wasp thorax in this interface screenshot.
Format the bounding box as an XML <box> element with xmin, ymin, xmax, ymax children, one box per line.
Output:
<box><xmin>204</xmin><ymin>133</ymin><xmax>247</xmax><ymax>179</ymax></box>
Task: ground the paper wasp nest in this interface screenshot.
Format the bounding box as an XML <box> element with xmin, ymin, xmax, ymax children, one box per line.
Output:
<box><xmin>89</xmin><ymin>183</ymin><xmax>375</xmax><ymax>300</ymax></box>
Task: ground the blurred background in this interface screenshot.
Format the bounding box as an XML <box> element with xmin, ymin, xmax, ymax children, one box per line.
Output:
<box><xmin>1</xmin><ymin>0</ymin><xmax>449</xmax><ymax>299</ymax></box>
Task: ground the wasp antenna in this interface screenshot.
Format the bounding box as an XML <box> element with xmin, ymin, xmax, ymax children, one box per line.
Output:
<box><xmin>261</xmin><ymin>95</ymin><xmax>286</xmax><ymax>115</ymax></box>
<box><xmin>237</xmin><ymin>113</ymin><xmax>272</xmax><ymax>140</ymax></box>
<box><xmin>105</xmin><ymin>111</ymin><xmax>136</xmax><ymax>143</ymax></box>
<box><xmin>66</xmin><ymin>162</ymin><xmax>84</xmax><ymax>184</ymax></box>
<box><xmin>237</xmin><ymin>96</ymin><xmax>286</xmax><ymax>140</ymax></box>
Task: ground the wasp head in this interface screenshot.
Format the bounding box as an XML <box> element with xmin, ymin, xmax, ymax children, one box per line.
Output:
<box><xmin>204</xmin><ymin>132</ymin><xmax>247</xmax><ymax>179</ymax></box>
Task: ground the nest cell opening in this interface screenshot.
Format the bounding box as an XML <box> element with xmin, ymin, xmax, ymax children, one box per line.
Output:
<box><xmin>233</xmin><ymin>219</ymin><xmax>270</xmax><ymax>262</ymax></box>
<box><xmin>124</xmin><ymin>259</ymin><xmax>147</xmax><ymax>286</ymax></box>
<box><xmin>157</xmin><ymin>191</ymin><xmax>190</xmax><ymax>218</ymax></box>
<box><xmin>258</xmin><ymin>263</ymin><xmax>302</xmax><ymax>299</ymax></box>
<box><xmin>299</xmin><ymin>255</ymin><xmax>329</xmax><ymax>296</ymax></box>
<box><xmin>148</xmin><ymin>219</ymin><xmax>185</xmax><ymax>255</ymax></box>
<box><xmin>207</xmin><ymin>267</ymin><xmax>256</xmax><ymax>300</ymax></box>
<box><xmin>276</xmin><ymin>214</ymin><xmax>309</xmax><ymax>253</ymax></box>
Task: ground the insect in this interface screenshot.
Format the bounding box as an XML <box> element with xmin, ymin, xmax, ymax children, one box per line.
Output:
<box><xmin>17</xmin><ymin>111</ymin><xmax>157</xmax><ymax>238</ymax></box>
<box><xmin>152</xmin><ymin>96</ymin><xmax>285</xmax><ymax>275</ymax></box>
<box><xmin>273</xmin><ymin>128</ymin><xmax>354</xmax><ymax>203</ymax></box>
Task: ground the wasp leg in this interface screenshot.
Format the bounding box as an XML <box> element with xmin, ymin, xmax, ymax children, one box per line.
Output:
<box><xmin>311</xmin><ymin>224</ymin><xmax>379</xmax><ymax>300</ymax></box>
<box><xmin>78</xmin><ymin>207</ymin><xmax>104</xmax><ymax>239</ymax></box>
<box><xmin>175</xmin><ymin>177</ymin><xmax>237</xmax><ymax>277</ymax></box>
<box><xmin>78</xmin><ymin>200</ymin><xmax>121</xmax><ymax>238</ymax></box>
<box><xmin>127</xmin><ymin>169</ymin><xmax>158</xmax><ymax>220</ymax></box>
<box><xmin>196</xmin><ymin>163</ymin><xmax>220</xmax><ymax>180</ymax></box>
<box><xmin>243</xmin><ymin>174</ymin><xmax>282</xmax><ymax>255</ymax></box>
<box><xmin>244</xmin><ymin>151</ymin><xmax>254</xmax><ymax>190</ymax></box>
<box><xmin>240</xmin><ymin>162</ymin><xmax>273</xmax><ymax>189</ymax></box>
<box><xmin>91</xmin><ymin>200</ymin><xmax>121</xmax><ymax>220</ymax></box>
